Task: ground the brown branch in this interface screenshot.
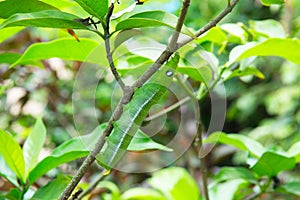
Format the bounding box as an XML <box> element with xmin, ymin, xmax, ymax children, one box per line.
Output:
<box><xmin>105</xmin><ymin>3</ymin><xmax>126</xmax><ymax>91</ymax></box>
<box><xmin>178</xmin><ymin>0</ymin><xmax>239</xmax><ymax>48</ymax></box>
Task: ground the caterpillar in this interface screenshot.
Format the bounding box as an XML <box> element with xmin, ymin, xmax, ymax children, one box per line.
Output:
<box><xmin>96</xmin><ymin>53</ymin><xmax>179</xmax><ymax>169</ymax></box>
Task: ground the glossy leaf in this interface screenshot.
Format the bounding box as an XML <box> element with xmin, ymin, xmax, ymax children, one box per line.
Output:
<box><xmin>213</xmin><ymin>167</ymin><xmax>257</xmax><ymax>184</ymax></box>
<box><xmin>0</xmin><ymin>27</ymin><xmax>24</xmax><ymax>43</ymax></box>
<box><xmin>0</xmin><ymin>10</ymin><xmax>88</xmax><ymax>30</ymax></box>
<box><xmin>128</xmin><ymin>130</ymin><xmax>173</xmax><ymax>152</ymax></box>
<box><xmin>121</xmin><ymin>188</ymin><xmax>167</xmax><ymax>200</ymax></box>
<box><xmin>97</xmin><ymin>181</ymin><xmax>120</xmax><ymax>199</ymax></box>
<box><xmin>225</xmin><ymin>67</ymin><xmax>265</xmax><ymax>80</ymax></box>
<box><xmin>177</xmin><ymin>66</ymin><xmax>212</xmax><ymax>84</ymax></box>
<box><xmin>287</xmin><ymin>141</ymin><xmax>300</xmax><ymax>162</ymax></box>
<box><xmin>74</xmin><ymin>0</ymin><xmax>108</xmax><ymax>20</ymax></box>
<box><xmin>28</xmin><ymin>124</ymin><xmax>104</xmax><ymax>184</ymax></box>
<box><xmin>197</xmin><ymin>27</ymin><xmax>227</xmax><ymax>45</ymax></box>
<box><xmin>114</xmin><ymin>29</ymin><xmax>143</xmax><ymax>50</ymax></box>
<box><xmin>277</xmin><ymin>181</ymin><xmax>300</xmax><ymax>196</ymax></box>
<box><xmin>0</xmin><ymin>0</ymin><xmax>57</xmax><ymax>19</ymax></box>
<box><xmin>115</xmin><ymin>11</ymin><xmax>194</xmax><ymax>37</ymax></box>
<box><xmin>220</xmin><ymin>23</ymin><xmax>246</xmax><ymax>43</ymax></box>
<box><xmin>209</xmin><ymin>179</ymin><xmax>249</xmax><ymax>200</ymax></box>
<box><xmin>261</xmin><ymin>0</ymin><xmax>285</xmax><ymax>6</ymax></box>
<box><xmin>204</xmin><ymin>132</ymin><xmax>266</xmax><ymax>157</ymax></box>
<box><xmin>0</xmin><ymin>155</ymin><xmax>18</xmax><ymax>187</ymax></box>
<box><xmin>249</xmin><ymin>19</ymin><xmax>285</xmax><ymax>38</ymax></box>
<box><xmin>0</xmin><ymin>129</ymin><xmax>25</xmax><ymax>183</ymax></box>
<box><xmin>9</xmin><ymin>38</ymin><xmax>107</xmax><ymax>68</ymax></box>
<box><xmin>31</xmin><ymin>174</ymin><xmax>70</xmax><ymax>200</ymax></box>
<box><xmin>251</xmin><ymin>151</ymin><xmax>295</xmax><ymax>177</ymax></box>
<box><xmin>230</xmin><ymin>38</ymin><xmax>300</xmax><ymax>65</ymax></box>
<box><xmin>148</xmin><ymin>167</ymin><xmax>200</xmax><ymax>200</ymax></box>
<box><xmin>22</xmin><ymin>118</ymin><xmax>46</xmax><ymax>177</ymax></box>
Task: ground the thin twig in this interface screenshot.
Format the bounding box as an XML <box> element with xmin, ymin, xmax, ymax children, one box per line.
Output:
<box><xmin>196</xmin><ymin>122</ymin><xmax>210</xmax><ymax>200</ymax></box>
<box><xmin>178</xmin><ymin>0</ymin><xmax>239</xmax><ymax>48</ymax></box>
<box><xmin>105</xmin><ymin>3</ymin><xmax>126</xmax><ymax>91</ymax></box>
<box><xmin>175</xmin><ymin>74</ymin><xmax>198</xmax><ymax>101</ymax></box>
<box><xmin>144</xmin><ymin>96</ymin><xmax>190</xmax><ymax>122</ymax></box>
<box><xmin>78</xmin><ymin>170</ymin><xmax>109</xmax><ymax>199</ymax></box>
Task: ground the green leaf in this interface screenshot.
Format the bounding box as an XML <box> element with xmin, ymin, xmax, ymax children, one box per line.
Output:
<box><xmin>114</xmin><ymin>29</ymin><xmax>143</xmax><ymax>50</ymax></box>
<box><xmin>0</xmin><ymin>10</ymin><xmax>88</xmax><ymax>30</ymax></box>
<box><xmin>213</xmin><ymin>167</ymin><xmax>257</xmax><ymax>185</ymax></box>
<box><xmin>74</xmin><ymin>0</ymin><xmax>108</xmax><ymax>20</ymax></box>
<box><xmin>128</xmin><ymin>130</ymin><xmax>173</xmax><ymax>152</ymax></box>
<box><xmin>0</xmin><ymin>27</ymin><xmax>24</xmax><ymax>43</ymax></box>
<box><xmin>249</xmin><ymin>19</ymin><xmax>285</xmax><ymax>38</ymax></box>
<box><xmin>22</xmin><ymin>118</ymin><xmax>46</xmax><ymax>178</ymax></box>
<box><xmin>2</xmin><ymin>188</ymin><xmax>22</xmax><ymax>200</ymax></box>
<box><xmin>251</xmin><ymin>151</ymin><xmax>295</xmax><ymax>177</ymax></box>
<box><xmin>9</xmin><ymin>38</ymin><xmax>107</xmax><ymax>68</ymax></box>
<box><xmin>121</xmin><ymin>188</ymin><xmax>167</xmax><ymax>200</ymax></box>
<box><xmin>177</xmin><ymin>66</ymin><xmax>212</xmax><ymax>84</ymax></box>
<box><xmin>97</xmin><ymin>181</ymin><xmax>120</xmax><ymax>199</ymax></box>
<box><xmin>230</xmin><ymin>38</ymin><xmax>300</xmax><ymax>66</ymax></box>
<box><xmin>0</xmin><ymin>129</ymin><xmax>25</xmax><ymax>183</ymax></box>
<box><xmin>115</xmin><ymin>11</ymin><xmax>194</xmax><ymax>37</ymax></box>
<box><xmin>260</xmin><ymin>0</ymin><xmax>285</xmax><ymax>6</ymax></box>
<box><xmin>225</xmin><ymin>67</ymin><xmax>265</xmax><ymax>80</ymax></box>
<box><xmin>0</xmin><ymin>155</ymin><xmax>18</xmax><ymax>187</ymax></box>
<box><xmin>277</xmin><ymin>181</ymin><xmax>300</xmax><ymax>196</ymax></box>
<box><xmin>147</xmin><ymin>167</ymin><xmax>200</xmax><ymax>200</ymax></box>
<box><xmin>28</xmin><ymin>124</ymin><xmax>105</xmax><ymax>184</ymax></box>
<box><xmin>0</xmin><ymin>52</ymin><xmax>21</xmax><ymax>64</ymax></box>
<box><xmin>287</xmin><ymin>141</ymin><xmax>300</xmax><ymax>162</ymax></box>
<box><xmin>0</xmin><ymin>0</ymin><xmax>58</xmax><ymax>19</ymax></box>
<box><xmin>31</xmin><ymin>174</ymin><xmax>70</xmax><ymax>200</ymax></box>
<box><xmin>209</xmin><ymin>179</ymin><xmax>249</xmax><ymax>200</ymax></box>
<box><xmin>204</xmin><ymin>132</ymin><xmax>266</xmax><ymax>157</ymax></box>
<box><xmin>220</xmin><ymin>23</ymin><xmax>246</xmax><ymax>43</ymax></box>
<box><xmin>196</xmin><ymin>27</ymin><xmax>227</xmax><ymax>45</ymax></box>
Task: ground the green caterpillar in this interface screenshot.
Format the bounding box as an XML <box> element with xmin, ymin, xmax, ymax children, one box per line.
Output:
<box><xmin>96</xmin><ymin>53</ymin><xmax>179</xmax><ymax>169</ymax></box>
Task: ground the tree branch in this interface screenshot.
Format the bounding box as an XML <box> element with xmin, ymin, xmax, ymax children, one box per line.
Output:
<box><xmin>105</xmin><ymin>3</ymin><xmax>126</xmax><ymax>91</ymax></box>
<box><xmin>178</xmin><ymin>0</ymin><xmax>239</xmax><ymax>48</ymax></box>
